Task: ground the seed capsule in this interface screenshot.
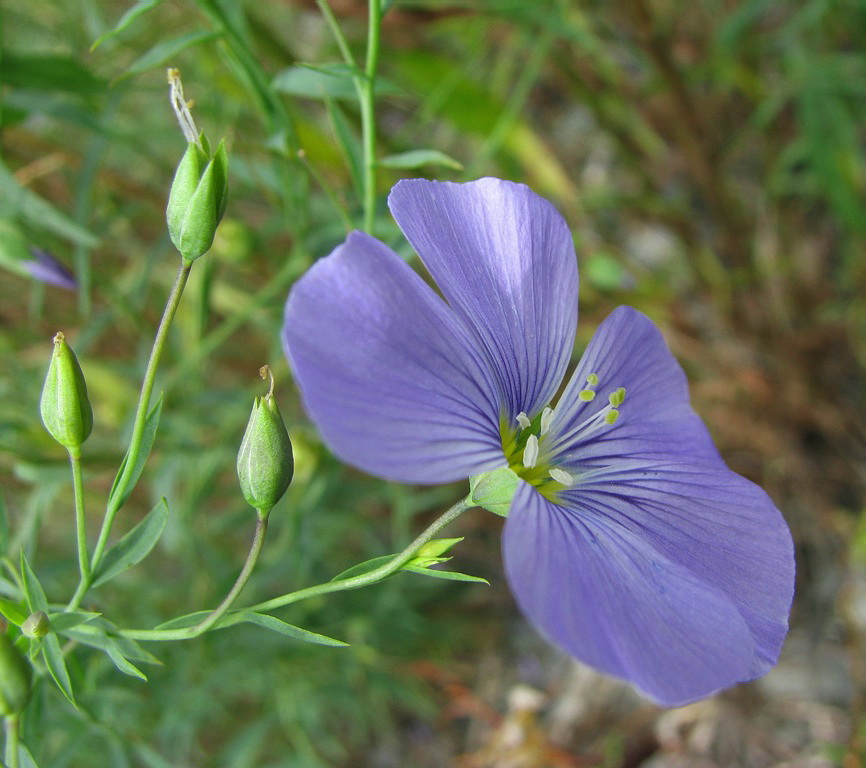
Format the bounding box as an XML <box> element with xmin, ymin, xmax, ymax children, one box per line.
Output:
<box><xmin>237</xmin><ymin>367</ymin><xmax>294</xmax><ymax>514</ymax></box>
<box><xmin>40</xmin><ymin>332</ymin><xmax>93</xmax><ymax>453</ymax></box>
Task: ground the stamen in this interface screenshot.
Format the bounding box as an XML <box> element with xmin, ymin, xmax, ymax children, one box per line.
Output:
<box><xmin>540</xmin><ymin>407</ymin><xmax>554</xmax><ymax>436</ymax></box>
<box><xmin>523</xmin><ymin>434</ymin><xmax>539</xmax><ymax>469</ymax></box>
<box><xmin>608</xmin><ymin>387</ymin><xmax>626</xmax><ymax>407</ymax></box>
<box><xmin>516</xmin><ymin>412</ymin><xmax>531</xmax><ymax>430</ymax></box>
<box><xmin>549</xmin><ymin>467</ymin><xmax>574</xmax><ymax>486</ymax></box>
<box><xmin>586</xmin><ymin>373</ymin><xmax>599</xmax><ymax>386</ymax></box>
<box><xmin>605</xmin><ymin>409</ymin><xmax>620</xmax><ymax>425</ymax></box>
<box><xmin>578</xmin><ymin>389</ymin><xmax>596</xmax><ymax>401</ymax></box>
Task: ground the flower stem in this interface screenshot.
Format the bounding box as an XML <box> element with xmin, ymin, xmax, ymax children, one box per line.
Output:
<box><xmin>188</xmin><ymin>510</ymin><xmax>270</xmax><ymax>636</ymax></box>
<box><xmin>117</xmin><ymin>496</ymin><xmax>473</xmax><ymax>641</ymax></box>
<box><xmin>5</xmin><ymin>715</ymin><xmax>19</xmax><ymax>768</ymax></box>
<box><xmin>68</xmin><ymin>448</ymin><xmax>90</xmax><ymax>589</ymax></box>
<box><xmin>360</xmin><ymin>0</ymin><xmax>382</xmax><ymax>233</ymax></box>
<box><xmin>67</xmin><ymin>261</ymin><xmax>192</xmax><ymax>611</ymax></box>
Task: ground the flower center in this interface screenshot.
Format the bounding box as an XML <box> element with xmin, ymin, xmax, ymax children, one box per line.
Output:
<box><xmin>500</xmin><ymin>373</ymin><xmax>626</xmax><ymax>501</ymax></box>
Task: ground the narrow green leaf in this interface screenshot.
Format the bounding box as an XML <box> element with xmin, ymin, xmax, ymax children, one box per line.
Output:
<box><xmin>404</xmin><ymin>566</ymin><xmax>489</xmax><ymax>584</ymax></box>
<box><xmin>329</xmin><ymin>555</ymin><xmax>393</xmax><ymax>583</ymax></box>
<box><xmin>0</xmin><ymin>599</ymin><xmax>27</xmax><ymax>627</ymax></box>
<box><xmin>236</xmin><ymin>612</ymin><xmax>348</xmax><ymax>647</ymax></box>
<box><xmin>42</xmin><ymin>634</ymin><xmax>76</xmax><ymax>707</ymax></box>
<box><xmin>17</xmin><ymin>741</ymin><xmax>39</xmax><ymax>768</ymax></box>
<box><xmin>91</xmin><ymin>0</ymin><xmax>163</xmax><ymax>51</ymax></box>
<box><xmin>104</xmin><ymin>645</ymin><xmax>147</xmax><ymax>681</ymax></box>
<box><xmin>92</xmin><ymin>498</ymin><xmax>168</xmax><ymax>587</ymax></box>
<box><xmin>64</xmin><ymin>620</ymin><xmax>160</xmax><ymax>665</ymax></box>
<box><xmin>116</xmin><ymin>31</ymin><xmax>219</xmax><ymax>82</ymax></box>
<box><xmin>107</xmin><ymin>394</ymin><xmax>164</xmax><ymax>513</ymax></box>
<box><xmin>153</xmin><ymin>611</ymin><xmax>245</xmax><ymax>631</ymax></box>
<box><xmin>153</xmin><ymin>611</ymin><xmax>210</xmax><ymax>631</ymax></box>
<box><xmin>47</xmin><ymin>611</ymin><xmax>99</xmax><ymax>633</ymax></box>
<box><xmin>19</xmin><ymin>553</ymin><xmax>49</xmax><ymax>614</ymax></box>
<box><xmin>378</xmin><ymin>149</ymin><xmax>463</xmax><ymax>171</ymax></box>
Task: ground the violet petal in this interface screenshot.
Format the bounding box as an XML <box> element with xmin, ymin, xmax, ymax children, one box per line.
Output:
<box><xmin>388</xmin><ymin>178</ymin><xmax>578</xmax><ymax>422</ymax></box>
<box><xmin>283</xmin><ymin>231</ymin><xmax>506</xmax><ymax>484</ymax></box>
<box><xmin>503</xmin><ymin>481</ymin><xmax>762</xmax><ymax>706</ymax></box>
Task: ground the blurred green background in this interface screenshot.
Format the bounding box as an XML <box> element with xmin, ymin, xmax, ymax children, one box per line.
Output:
<box><xmin>2</xmin><ymin>0</ymin><xmax>865</xmax><ymax>765</ymax></box>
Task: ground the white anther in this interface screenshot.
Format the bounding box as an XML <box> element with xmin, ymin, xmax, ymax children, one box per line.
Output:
<box><xmin>540</xmin><ymin>407</ymin><xmax>554</xmax><ymax>436</ymax></box>
<box><xmin>549</xmin><ymin>467</ymin><xmax>574</xmax><ymax>486</ymax></box>
<box><xmin>523</xmin><ymin>434</ymin><xmax>539</xmax><ymax>469</ymax></box>
<box><xmin>516</xmin><ymin>412</ymin><xmax>531</xmax><ymax>430</ymax></box>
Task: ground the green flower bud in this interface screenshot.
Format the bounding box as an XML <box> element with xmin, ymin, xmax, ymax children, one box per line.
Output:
<box><xmin>20</xmin><ymin>611</ymin><xmax>49</xmax><ymax>640</ymax></box>
<box><xmin>0</xmin><ymin>634</ymin><xmax>32</xmax><ymax>716</ymax></box>
<box><xmin>40</xmin><ymin>332</ymin><xmax>93</xmax><ymax>453</ymax></box>
<box><xmin>166</xmin><ymin>138</ymin><xmax>228</xmax><ymax>263</ymax></box>
<box><xmin>237</xmin><ymin>366</ymin><xmax>294</xmax><ymax>514</ymax></box>
<box><xmin>468</xmin><ymin>468</ymin><xmax>519</xmax><ymax>517</ymax></box>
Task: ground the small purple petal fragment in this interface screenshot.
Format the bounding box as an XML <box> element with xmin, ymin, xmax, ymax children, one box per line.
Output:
<box><xmin>389</xmin><ymin>178</ymin><xmax>578</xmax><ymax>421</ymax></box>
<box><xmin>503</xmin><ymin>482</ymin><xmax>761</xmax><ymax>706</ymax></box>
<box><xmin>283</xmin><ymin>231</ymin><xmax>506</xmax><ymax>484</ymax></box>
<box><xmin>23</xmin><ymin>248</ymin><xmax>77</xmax><ymax>291</ymax></box>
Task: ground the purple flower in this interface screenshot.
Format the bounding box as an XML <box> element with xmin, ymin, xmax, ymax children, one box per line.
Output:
<box><xmin>23</xmin><ymin>248</ymin><xmax>77</xmax><ymax>291</ymax></box>
<box><xmin>282</xmin><ymin>178</ymin><xmax>794</xmax><ymax>707</ymax></box>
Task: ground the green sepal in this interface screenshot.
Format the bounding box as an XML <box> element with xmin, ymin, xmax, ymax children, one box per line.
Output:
<box><xmin>166</xmin><ymin>141</ymin><xmax>206</xmax><ymax>243</ymax></box>
<box><xmin>40</xmin><ymin>332</ymin><xmax>93</xmax><ymax>451</ymax></box>
<box><xmin>237</xmin><ymin>394</ymin><xmax>294</xmax><ymax>512</ymax></box>
<box><xmin>166</xmin><ymin>137</ymin><xmax>229</xmax><ymax>263</ymax></box>
<box><xmin>468</xmin><ymin>467</ymin><xmax>519</xmax><ymax>517</ymax></box>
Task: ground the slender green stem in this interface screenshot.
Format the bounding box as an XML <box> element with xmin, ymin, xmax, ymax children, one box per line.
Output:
<box><xmin>316</xmin><ymin>0</ymin><xmax>358</xmax><ymax>70</ymax></box>
<box><xmin>360</xmin><ymin>0</ymin><xmax>382</xmax><ymax>233</ymax></box>
<box><xmin>188</xmin><ymin>510</ymin><xmax>270</xmax><ymax>636</ymax></box>
<box><xmin>67</xmin><ymin>261</ymin><xmax>192</xmax><ymax>611</ymax></box>
<box><xmin>251</xmin><ymin>495</ymin><xmax>471</xmax><ymax>613</ymax></box>
<box><xmin>118</xmin><ymin>496</ymin><xmax>473</xmax><ymax>642</ymax></box>
<box><xmin>5</xmin><ymin>715</ymin><xmax>19</xmax><ymax>768</ymax></box>
<box><xmin>68</xmin><ymin>448</ymin><xmax>90</xmax><ymax>588</ymax></box>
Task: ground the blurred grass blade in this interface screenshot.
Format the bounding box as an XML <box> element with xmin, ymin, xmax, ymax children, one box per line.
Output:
<box><xmin>272</xmin><ymin>63</ymin><xmax>360</xmax><ymax>100</ymax></box>
<box><xmin>378</xmin><ymin>149</ymin><xmax>463</xmax><ymax>171</ymax></box>
<box><xmin>235</xmin><ymin>612</ymin><xmax>348</xmax><ymax>647</ymax></box>
<box><xmin>107</xmin><ymin>394</ymin><xmax>164</xmax><ymax>514</ymax></box>
<box><xmin>116</xmin><ymin>30</ymin><xmax>220</xmax><ymax>82</ymax></box>
<box><xmin>91</xmin><ymin>0</ymin><xmax>163</xmax><ymax>50</ymax></box>
<box><xmin>92</xmin><ymin>499</ymin><xmax>169</xmax><ymax>587</ymax></box>
<box><xmin>325</xmin><ymin>98</ymin><xmax>363</xmax><ymax>206</ymax></box>
<box><xmin>0</xmin><ymin>159</ymin><xmax>98</xmax><ymax>248</ymax></box>
<box><xmin>1</xmin><ymin>54</ymin><xmax>104</xmax><ymax>95</ymax></box>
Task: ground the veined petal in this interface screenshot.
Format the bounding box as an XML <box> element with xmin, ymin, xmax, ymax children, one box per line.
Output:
<box><xmin>283</xmin><ymin>231</ymin><xmax>505</xmax><ymax>484</ymax></box>
<box><xmin>545</xmin><ymin>306</ymin><xmax>720</xmax><ymax>465</ymax></box>
<box><xmin>388</xmin><ymin>178</ymin><xmax>578</xmax><ymax>422</ymax></box>
<box><xmin>503</xmin><ymin>482</ymin><xmax>762</xmax><ymax>706</ymax></box>
<box><xmin>560</xmin><ymin>462</ymin><xmax>794</xmax><ymax>680</ymax></box>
